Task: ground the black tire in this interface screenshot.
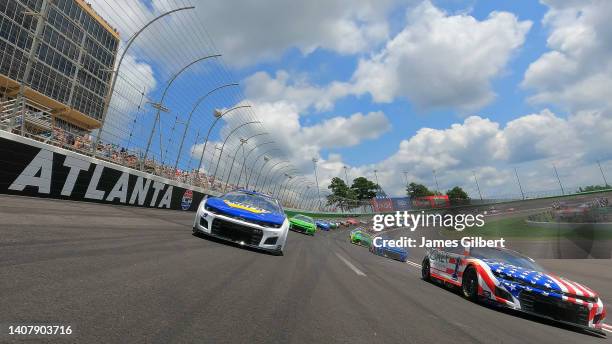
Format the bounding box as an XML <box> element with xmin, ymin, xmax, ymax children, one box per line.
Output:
<box><xmin>462</xmin><ymin>266</ymin><xmax>479</xmax><ymax>301</ymax></box>
<box><xmin>421</xmin><ymin>258</ymin><xmax>431</xmax><ymax>281</ymax></box>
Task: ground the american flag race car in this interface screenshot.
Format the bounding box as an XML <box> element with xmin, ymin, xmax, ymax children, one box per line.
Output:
<box><xmin>421</xmin><ymin>246</ymin><xmax>607</xmax><ymax>334</ymax></box>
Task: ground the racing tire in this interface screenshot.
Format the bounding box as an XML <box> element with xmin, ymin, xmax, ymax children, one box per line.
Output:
<box><xmin>462</xmin><ymin>266</ymin><xmax>479</xmax><ymax>301</ymax></box>
<box><xmin>421</xmin><ymin>258</ymin><xmax>431</xmax><ymax>281</ymax></box>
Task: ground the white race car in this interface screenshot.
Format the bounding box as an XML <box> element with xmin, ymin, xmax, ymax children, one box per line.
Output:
<box><xmin>193</xmin><ymin>190</ymin><xmax>289</xmax><ymax>255</ymax></box>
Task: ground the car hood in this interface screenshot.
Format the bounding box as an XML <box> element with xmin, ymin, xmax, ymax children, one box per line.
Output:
<box><xmin>484</xmin><ymin>259</ymin><xmax>597</xmax><ymax>297</ymax></box>
<box><xmin>205</xmin><ymin>197</ymin><xmax>285</xmax><ymax>226</ymax></box>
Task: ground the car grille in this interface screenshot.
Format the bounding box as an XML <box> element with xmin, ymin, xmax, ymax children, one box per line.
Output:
<box><xmin>211</xmin><ymin>218</ymin><xmax>263</xmax><ymax>246</ymax></box>
<box><xmin>519</xmin><ymin>291</ymin><xmax>589</xmax><ymax>326</ymax></box>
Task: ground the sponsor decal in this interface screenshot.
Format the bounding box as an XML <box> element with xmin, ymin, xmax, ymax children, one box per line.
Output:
<box><xmin>181</xmin><ymin>190</ymin><xmax>193</xmax><ymax>211</ymax></box>
<box><xmin>223</xmin><ymin>200</ymin><xmax>269</xmax><ymax>214</ymax></box>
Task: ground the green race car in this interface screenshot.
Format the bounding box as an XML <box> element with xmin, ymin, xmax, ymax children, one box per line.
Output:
<box><xmin>289</xmin><ymin>214</ymin><xmax>317</xmax><ymax>235</ymax></box>
<box><xmin>349</xmin><ymin>228</ymin><xmax>372</xmax><ymax>247</ymax></box>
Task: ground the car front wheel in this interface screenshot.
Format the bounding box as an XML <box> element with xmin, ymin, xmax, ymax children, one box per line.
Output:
<box><xmin>462</xmin><ymin>266</ymin><xmax>479</xmax><ymax>301</ymax></box>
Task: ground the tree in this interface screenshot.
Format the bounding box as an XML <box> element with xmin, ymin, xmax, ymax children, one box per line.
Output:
<box><xmin>579</xmin><ymin>184</ymin><xmax>611</xmax><ymax>192</ymax></box>
<box><xmin>327</xmin><ymin>177</ymin><xmax>358</xmax><ymax>210</ymax></box>
<box><xmin>406</xmin><ymin>182</ymin><xmax>433</xmax><ymax>198</ymax></box>
<box><xmin>328</xmin><ymin>177</ymin><xmax>350</xmax><ymax>198</ymax></box>
<box><xmin>350</xmin><ymin>177</ymin><xmax>378</xmax><ymax>200</ymax></box>
<box><xmin>446</xmin><ymin>186</ymin><xmax>469</xmax><ymax>203</ymax></box>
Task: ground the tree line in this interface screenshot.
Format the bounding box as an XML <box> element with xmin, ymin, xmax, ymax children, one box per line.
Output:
<box><xmin>326</xmin><ymin>176</ymin><xmax>470</xmax><ymax>209</ymax></box>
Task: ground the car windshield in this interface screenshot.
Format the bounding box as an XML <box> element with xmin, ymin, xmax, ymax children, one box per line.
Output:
<box><xmin>294</xmin><ymin>214</ymin><xmax>314</xmax><ymax>223</ymax></box>
<box><xmin>222</xmin><ymin>191</ymin><xmax>281</xmax><ymax>214</ymax></box>
<box><xmin>470</xmin><ymin>248</ymin><xmax>543</xmax><ymax>271</ymax></box>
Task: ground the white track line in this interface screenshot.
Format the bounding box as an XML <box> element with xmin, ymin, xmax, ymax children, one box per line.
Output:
<box><xmin>335</xmin><ymin>252</ymin><xmax>366</xmax><ymax>276</ymax></box>
<box><xmin>406</xmin><ymin>260</ymin><xmax>422</xmax><ymax>268</ymax></box>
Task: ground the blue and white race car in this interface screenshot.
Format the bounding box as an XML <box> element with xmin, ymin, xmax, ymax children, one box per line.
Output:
<box><xmin>315</xmin><ymin>220</ymin><xmax>331</xmax><ymax>231</ymax></box>
<box><xmin>193</xmin><ymin>190</ymin><xmax>289</xmax><ymax>255</ymax></box>
<box><xmin>421</xmin><ymin>247</ymin><xmax>607</xmax><ymax>334</ymax></box>
<box><xmin>370</xmin><ymin>236</ymin><xmax>408</xmax><ymax>262</ymax></box>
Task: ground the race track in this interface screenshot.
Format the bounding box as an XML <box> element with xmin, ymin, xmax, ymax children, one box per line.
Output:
<box><xmin>1</xmin><ymin>195</ymin><xmax>610</xmax><ymax>343</ymax></box>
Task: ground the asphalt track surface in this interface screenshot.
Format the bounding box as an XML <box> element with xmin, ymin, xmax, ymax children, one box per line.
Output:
<box><xmin>1</xmin><ymin>195</ymin><xmax>611</xmax><ymax>343</ymax></box>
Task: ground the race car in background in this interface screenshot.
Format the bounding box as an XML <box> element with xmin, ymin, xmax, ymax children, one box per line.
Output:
<box><xmin>421</xmin><ymin>247</ymin><xmax>607</xmax><ymax>334</ymax></box>
<box><xmin>349</xmin><ymin>228</ymin><xmax>372</xmax><ymax>247</ymax></box>
<box><xmin>369</xmin><ymin>236</ymin><xmax>408</xmax><ymax>262</ymax></box>
<box><xmin>346</xmin><ymin>218</ymin><xmax>360</xmax><ymax>226</ymax></box>
<box><xmin>193</xmin><ymin>190</ymin><xmax>289</xmax><ymax>255</ymax></box>
<box><xmin>315</xmin><ymin>220</ymin><xmax>331</xmax><ymax>231</ymax></box>
<box><xmin>289</xmin><ymin>214</ymin><xmax>316</xmax><ymax>235</ymax></box>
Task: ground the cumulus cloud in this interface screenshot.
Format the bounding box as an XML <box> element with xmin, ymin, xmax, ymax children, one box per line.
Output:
<box><xmin>351</xmin><ymin>1</ymin><xmax>531</xmax><ymax>111</ymax></box>
<box><xmin>367</xmin><ymin>109</ymin><xmax>612</xmax><ymax>196</ymax></box>
<box><xmin>244</xmin><ymin>71</ymin><xmax>350</xmax><ymax>113</ymax></box>
<box><xmin>91</xmin><ymin>0</ymin><xmax>400</xmax><ymax>67</ymax></box>
<box><xmin>523</xmin><ymin>0</ymin><xmax>612</xmax><ymax>111</ymax></box>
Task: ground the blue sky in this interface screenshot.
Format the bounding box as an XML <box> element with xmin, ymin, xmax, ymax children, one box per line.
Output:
<box><xmin>94</xmin><ymin>0</ymin><xmax>612</xmax><ymax>198</ymax></box>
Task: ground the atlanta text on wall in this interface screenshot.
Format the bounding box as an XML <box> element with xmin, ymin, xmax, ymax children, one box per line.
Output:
<box><xmin>0</xmin><ymin>131</ymin><xmax>210</xmax><ymax>211</ymax></box>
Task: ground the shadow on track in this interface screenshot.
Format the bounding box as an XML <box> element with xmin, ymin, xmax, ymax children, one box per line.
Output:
<box><xmin>191</xmin><ymin>232</ymin><xmax>282</xmax><ymax>257</ymax></box>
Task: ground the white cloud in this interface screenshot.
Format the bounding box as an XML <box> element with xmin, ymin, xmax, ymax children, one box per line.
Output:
<box><xmin>351</xmin><ymin>1</ymin><xmax>531</xmax><ymax>110</ymax></box>
<box><xmin>523</xmin><ymin>0</ymin><xmax>612</xmax><ymax>111</ymax></box>
<box><xmin>243</xmin><ymin>71</ymin><xmax>350</xmax><ymax>113</ymax></box>
<box><xmin>90</xmin><ymin>0</ymin><xmax>400</xmax><ymax>68</ymax></box>
<box><xmin>364</xmin><ymin>109</ymin><xmax>612</xmax><ymax>197</ymax></box>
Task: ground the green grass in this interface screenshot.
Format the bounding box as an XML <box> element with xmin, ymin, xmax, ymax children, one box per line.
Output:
<box><xmin>443</xmin><ymin>215</ymin><xmax>612</xmax><ymax>240</ymax></box>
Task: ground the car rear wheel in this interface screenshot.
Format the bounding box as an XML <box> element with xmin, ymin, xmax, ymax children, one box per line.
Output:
<box><xmin>421</xmin><ymin>258</ymin><xmax>431</xmax><ymax>281</ymax></box>
<box><xmin>462</xmin><ymin>266</ymin><xmax>478</xmax><ymax>301</ymax></box>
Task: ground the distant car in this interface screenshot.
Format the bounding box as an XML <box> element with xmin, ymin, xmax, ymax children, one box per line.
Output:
<box><xmin>421</xmin><ymin>246</ymin><xmax>607</xmax><ymax>334</ymax></box>
<box><xmin>370</xmin><ymin>236</ymin><xmax>408</xmax><ymax>262</ymax></box>
<box><xmin>289</xmin><ymin>214</ymin><xmax>316</xmax><ymax>235</ymax></box>
<box><xmin>340</xmin><ymin>220</ymin><xmax>349</xmax><ymax>227</ymax></box>
<box><xmin>315</xmin><ymin>220</ymin><xmax>331</xmax><ymax>231</ymax></box>
<box><xmin>193</xmin><ymin>190</ymin><xmax>288</xmax><ymax>255</ymax></box>
<box><xmin>346</xmin><ymin>218</ymin><xmax>360</xmax><ymax>226</ymax></box>
<box><xmin>349</xmin><ymin>228</ymin><xmax>372</xmax><ymax>247</ymax></box>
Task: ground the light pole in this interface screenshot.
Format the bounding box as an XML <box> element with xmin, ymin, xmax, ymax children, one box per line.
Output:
<box><xmin>472</xmin><ymin>170</ymin><xmax>483</xmax><ymax>200</ymax></box>
<box><xmin>197</xmin><ymin>105</ymin><xmax>252</xmax><ymax>172</ymax></box>
<box><xmin>211</xmin><ymin>121</ymin><xmax>261</xmax><ymax>183</ymax></box>
<box><xmin>312</xmin><ymin>158</ymin><xmax>322</xmax><ymax>210</ymax></box>
<box><xmin>553</xmin><ymin>164</ymin><xmax>565</xmax><ymax>195</ymax></box>
<box><xmin>343</xmin><ymin>166</ymin><xmax>350</xmax><ymax>185</ymax></box>
<box><xmin>432</xmin><ymin>169</ymin><xmax>440</xmax><ymax>194</ymax></box>
<box><xmin>237</xmin><ymin>141</ymin><xmax>274</xmax><ymax>188</ymax></box>
<box><xmin>253</xmin><ymin>156</ymin><xmax>272</xmax><ymax>191</ymax></box>
<box><xmin>92</xmin><ymin>6</ymin><xmax>195</xmax><ymax>157</ymax></box>
<box><xmin>224</xmin><ymin>133</ymin><xmax>268</xmax><ymax>189</ymax></box>
<box><xmin>514</xmin><ymin>167</ymin><xmax>525</xmax><ymax>200</ymax></box>
<box><xmin>143</xmin><ymin>54</ymin><xmax>221</xmax><ymax>166</ymax></box>
<box><xmin>597</xmin><ymin>160</ymin><xmax>609</xmax><ymax>187</ymax></box>
<box><xmin>173</xmin><ymin>83</ymin><xmax>239</xmax><ymax>172</ymax></box>
<box><xmin>260</xmin><ymin>161</ymin><xmax>289</xmax><ymax>193</ymax></box>
<box><xmin>281</xmin><ymin>175</ymin><xmax>301</xmax><ymax>203</ymax></box>
<box><xmin>374</xmin><ymin>169</ymin><xmax>381</xmax><ymax>192</ymax></box>
<box><xmin>248</xmin><ymin>150</ymin><xmax>280</xmax><ymax>189</ymax></box>
<box><xmin>269</xmin><ymin>165</ymin><xmax>293</xmax><ymax>195</ymax></box>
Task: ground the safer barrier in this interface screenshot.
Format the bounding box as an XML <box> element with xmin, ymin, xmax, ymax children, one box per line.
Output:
<box><xmin>0</xmin><ymin>130</ymin><xmax>217</xmax><ymax>211</ymax></box>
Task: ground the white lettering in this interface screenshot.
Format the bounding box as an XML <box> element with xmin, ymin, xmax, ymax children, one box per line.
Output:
<box><xmin>9</xmin><ymin>149</ymin><xmax>53</xmax><ymax>194</ymax></box>
<box><xmin>61</xmin><ymin>156</ymin><xmax>90</xmax><ymax>196</ymax></box>
<box><xmin>85</xmin><ymin>164</ymin><xmax>105</xmax><ymax>200</ymax></box>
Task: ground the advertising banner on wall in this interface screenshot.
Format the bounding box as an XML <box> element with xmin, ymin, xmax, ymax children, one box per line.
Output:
<box><xmin>0</xmin><ymin>133</ymin><xmax>210</xmax><ymax>211</ymax></box>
